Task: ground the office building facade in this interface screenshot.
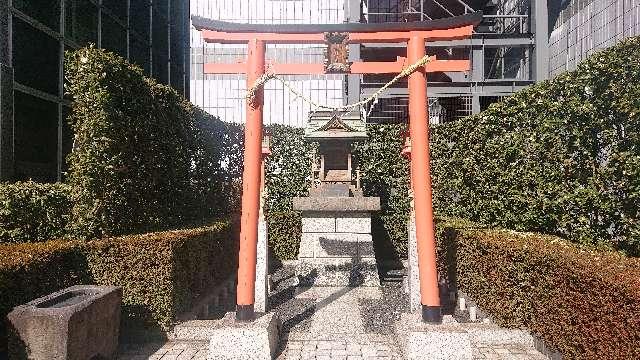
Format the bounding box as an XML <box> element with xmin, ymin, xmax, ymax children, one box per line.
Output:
<box><xmin>0</xmin><ymin>0</ymin><xmax>190</xmax><ymax>182</ymax></box>
<box><xmin>190</xmin><ymin>0</ymin><xmax>548</xmax><ymax>127</ymax></box>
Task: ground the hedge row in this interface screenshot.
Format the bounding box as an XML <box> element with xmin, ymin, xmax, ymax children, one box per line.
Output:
<box><xmin>0</xmin><ymin>182</ymin><xmax>72</xmax><ymax>243</ymax></box>
<box><xmin>65</xmin><ymin>47</ymin><xmax>236</xmax><ymax>239</ymax></box>
<box><xmin>0</xmin><ymin>219</ymin><xmax>236</xmax><ymax>352</ymax></box>
<box><xmin>431</xmin><ymin>37</ymin><xmax>640</xmax><ymax>256</ymax></box>
<box><xmin>437</xmin><ymin>219</ymin><xmax>640</xmax><ymax>359</ymax></box>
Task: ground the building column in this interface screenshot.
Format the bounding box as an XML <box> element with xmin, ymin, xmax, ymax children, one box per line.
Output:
<box><xmin>532</xmin><ymin>0</ymin><xmax>550</xmax><ymax>81</ymax></box>
<box><xmin>0</xmin><ymin>0</ymin><xmax>14</xmax><ymax>181</ymax></box>
<box><xmin>346</xmin><ymin>0</ymin><xmax>361</xmax><ymax>106</ymax></box>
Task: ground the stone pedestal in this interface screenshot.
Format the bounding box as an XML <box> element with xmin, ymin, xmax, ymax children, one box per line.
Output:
<box><xmin>293</xmin><ymin>197</ymin><xmax>381</xmax><ymax>287</ymax></box>
<box><xmin>396</xmin><ymin>313</ymin><xmax>471</xmax><ymax>360</ymax></box>
<box><xmin>207</xmin><ymin>312</ymin><xmax>281</xmax><ymax>360</ymax></box>
<box><xmin>255</xmin><ymin>213</ymin><xmax>269</xmax><ymax>312</ymax></box>
<box><xmin>406</xmin><ymin>212</ymin><xmax>421</xmax><ymax>312</ymax></box>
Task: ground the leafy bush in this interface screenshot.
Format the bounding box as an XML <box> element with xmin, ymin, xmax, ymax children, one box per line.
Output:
<box><xmin>437</xmin><ymin>219</ymin><xmax>640</xmax><ymax>359</ymax></box>
<box><xmin>353</xmin><ymin>124</ymin><xmax>411</xmax><ymax>259</ymax></box>
<box><xmin>0</xmin><ymin>219</ymin><xmax>236</xmax><ymax>352</ymax></box>
<box><xmin>65</xmin><ymin>47</ymin><xmax>233</xmax><ymax>239</ymax></box>
<box><xmin>431</xmin><ymin>37</ymin><xmax>640</xmax><ymax>255</ymax></box>
<box><xmin>0</xmin><ymin>182</ymin><xmax>72</xmax><ymax>243</ymax></box>
<box><xmin>267</xmin><ymin>211</ymin><xmax>302</xmax><ymax>261</ymax></box>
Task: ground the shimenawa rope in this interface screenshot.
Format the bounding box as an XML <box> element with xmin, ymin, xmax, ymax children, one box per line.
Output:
<box><xmin>245</xmin><ymin>54</ymin><xmax>433</xmax><ymax>113</ymax></box>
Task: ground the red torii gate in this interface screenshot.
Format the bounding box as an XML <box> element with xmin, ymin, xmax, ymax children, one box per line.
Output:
<box><xmin>193</xmin><ymin>12</ymin><xmax>482</xmax><ymax>324</ymax></box>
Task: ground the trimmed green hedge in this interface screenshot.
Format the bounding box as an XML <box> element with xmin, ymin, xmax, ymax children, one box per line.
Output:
<box><xmin>437</xmin><ymin>219</ymin><xmax>640</xmax><ymax>359</ymax></box>
<box><xmin>0</xmin><ymin>182</ymin><xmax>72</xmax><ymax>243</ymax></box>
<box><xmin>65</xmin><ymin>47</ymin><xmax>233</xmax><ymax>239</ymax></box>
<box><xmin>353</xmin><ymin>124</ymin><xmax>411</xmax><ymax>259</ymax></box>
<box><xmin>1</xmin><ymin>219</ymin><xmax>236</xmax><ymax>352</ymax></box>
<box><xmin>267</xmin><ymin>211</ymin><xmax>302</xmax><ymax>261</ymax></box>
<box><xmin>431</xmin><ymin>37</ymin><xmax>640</xmax><ymax>256</ymax></box>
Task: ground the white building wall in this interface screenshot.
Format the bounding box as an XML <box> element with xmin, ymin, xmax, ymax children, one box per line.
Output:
<box><xmin>190</xmin><ymin>0</ymin><xmax>346</xmax><ymax>127</ymax></box>
<box><xmin>549</xmin><ymin>0</ymin><xmax>640</xmax><ymax>77</ymax></box>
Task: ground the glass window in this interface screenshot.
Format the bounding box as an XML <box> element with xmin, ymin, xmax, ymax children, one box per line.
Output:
<box><xmin>153</xmin><ymin>0</ymin><xmax>168</xmax><ymax>18</ymax></box>
<box><xmin>153</xmin><ymin>53</ymin><xmax>168</xmax><ymax>84</ymax></box>
<box><xmin>13</xmin><ymin>91</ymin><xmax>59</xmax><ymax>182</ymax></box>
<box><xmin>12</xmin><ymin>18</ymin><xmax>60</xmax><ymax>95</ymax></box>
<box><xmin>64</xmin><ymin>0</ymin><xmax>98</xmax><ymax>46</ymax></box>
<box><xmin>101</xmin><ymin>14</ymin><xmax>128</xmax><ymax>59</ymax></box>
<box><xmin>130</xmin><ymin>0</ymin><xmax>151</xmax><ymax>41</ymax></box>
<box><xmin>130</xmin><ymin>35</ymin><xmax>150</xmax><ymax>74</ymax></box>
<box><xmin>102</xmin><ymin>0</ymin><xmax>128</xmax><ymax>22</ymax></box>
<box><xmin>170</xmin><ymin>65</ymin><xmax>183</xmax><ymax>94</ymax></box>
<box><xmin>62</xmin><ymin>106</ymin><xmax>74</xmax><ymax>177</ymax></box>
<box><xmin>12</xmin><ymin>0</ymin><xmax>60</xmax><ymax>31</ymax></box>
<box><xmin>170</xmin><ymin>24</ymin><xmax>183</xmax><ymax>65</ymax></box>
<box><xmin>169</xmin><ymin>0</ymin><xmax>182</xmax><ymax>25</ymax></box>
<box><xmin>152</xmin><ymin>16</ymin><xmax>168</xmax><ymax>60</ymax></box>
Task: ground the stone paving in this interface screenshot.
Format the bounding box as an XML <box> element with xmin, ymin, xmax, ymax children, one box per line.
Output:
<box><xmin>118</xmin><ymin>265</ymin><xmax>550</xmax><ymax>360</ymax></box>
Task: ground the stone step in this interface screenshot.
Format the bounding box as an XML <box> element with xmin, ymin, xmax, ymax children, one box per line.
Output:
<box><xmin>172</xmin><ymin>320</ymin><xmax>223</xmax><ymax>341</ymax></box>
<box><xmin>455</xmin><ymin>323</ymin><xmax>535</xmax><ymax>347</ymax></box>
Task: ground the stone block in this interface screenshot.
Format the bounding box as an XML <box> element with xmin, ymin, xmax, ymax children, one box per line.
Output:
<box><xmin>310</xmin><ymin>233</ymin><xmax>359</xmax><ymax>258</ymax></box>
<box><xmin>7</xmin><ymin>285</ymin><xmax>122</xmax><ymax>360</ymax></box>
<box><xmin>207</xmin><ymin>312</ymin><xmax>281</xmax><ymax>360</ymax></box>
<box><xmin>255</xmin><ymin>215</ymin><xmax>269</xmax><ymax>313</ymax></box>
<box><xmin>397</xmin><ymin>313</ymin><xmax>471</xmax><ymax>360</ymax></box>
<box><xmin>309</xmin><ymin>184</ymin><xmax>350</xmax><ymax>197</ymax></box>
<box><xmin>407</xmin><ymin>213</ymin><xmax>421</xmax><ymax>313</ymax></box>
<box><xmin>298</xmin><ymin>233</ymin><xmax>315</xmax><ymax>258</ymax></box>
<box><xmin>357</xmin><ymin>235</ymin><xmax>375</xmax><ymax>258</ymax></box>
<box><xmin>335</xmin><ymin>213</ymin><xmax>371</xmax><ymax>234</ymax></box>
<box><xmin>293</xmin><ymin>197</ymin><xmax>380</xmax><ymax>212</ymax></box>
<box><xmin>296</xmin><ymin>258</ymin><xmax>379</xmax><ymax>287</ymax></box>
<box><xmin>301</xmin><ymin>215</ymin><xmax>336</xmax><ymax>233</ymax></box>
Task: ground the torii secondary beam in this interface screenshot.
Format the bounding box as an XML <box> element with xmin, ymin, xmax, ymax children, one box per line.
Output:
<box><xmin>203</xmin><ymin>57</ymin><xmax>471</xmax><ymax>75</ymax></box>
<box><xmin>193</xmin><ymin>12</ymin><xmax>482</xmax><ymax>324</ymax></box>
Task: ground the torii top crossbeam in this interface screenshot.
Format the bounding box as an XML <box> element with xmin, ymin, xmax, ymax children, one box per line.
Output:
<box><xmin>193</xmin><ymin>13</ymin><xmax>482</xmax><ymax>324</ymax></box>
<box><xmin>193</xmin><ymin>12</ymin><xmax>482</xmax><ymax>75</ymax></box>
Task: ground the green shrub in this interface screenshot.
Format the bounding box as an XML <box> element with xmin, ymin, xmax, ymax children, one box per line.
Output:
<box><xmin>437</xmin><ymin>219</ymin><xmax>640</xmax><ymax>359</ymax></box>
<box><xmin>65</xmin><ymin>47</ymin><xmax>232</xmax><ymax>239</ymax></box>
<box><xmin>267</xmin><ymin>211</ymin><xmax>301</xmax><ymax>261</ymax></box>
<box><xmin>0</xmin><ymin>219</ymin><xmax>236</xmax><ymax>351</ymax></box>
<box><xmin>0</xmin><ymin>182</ymin><xmax>72</xmax><ymax>243</ymax></box>
<box><xmin>431</xmin><ymin>37</ymin><xmax>640</xmax><ymax>255</ymax></box>
<box><xmin>353</xmin><ymin>124</ymin><xmax>411</xmax><ymax>259</ymax></box>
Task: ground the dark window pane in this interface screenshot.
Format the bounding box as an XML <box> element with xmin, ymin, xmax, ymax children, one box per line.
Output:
<box><xmin>153</xmin><ymin>54</ymin><xmax>168</xmax><ymax>84</ymax></box>
<box><xmin>62</xmin><ymin>106</ymin><xmax>73</xmax><ymax>178</ymax></box>
<box><xmin>64</xmin><ymin>0</ymin><xmax>98</xmax><ymax>45</ymax></box>
<box><xmin>130</xmin><ymin>35</ymin><xmax>150</xmax><ymax>74</ymax></box>
<box><xmin>152</xmin><ymin>16</ymin><xmax>168</xmax><ymax>59</ymax></box>
<box><xmin>130</xmin><ymin>0</ymin><xmax>150</xmax><ymax>41</ymax></box>
<box><xmin>102</xmin><ymin>0</ymin><xmax>128</xmax><ymax>22</ymax></box>
<box><xmin>170</xmin><ymin>0</ymin><xmax>183</xmax><ymax>26</ymax></box>
<box><xmin>170</xmin><ymin>65</ymin><xmax>182</xmax><ymax>94</ymax></box>
<box><xmin>153</xmin><ymin>0</ymin><xmax>168</xmax><ymax>18</ymax></box>
<box><xmin>14</xmin><ymin>91</ymin><xmax>58</xmax><ymax>182</ymax></box>
<box><xmin>101</xmin><ymin>14</ymin><xmax>127</xmax><ymax>59</ymax></box>
<box><xmin>12</xmin><ymin>0</ymin><xmax>60</xmax><ymax>31</ymax></box>
<box><xmin>170</xmin><ymin>24</ymin><xmax>183</xmax><ymax>65</ymax></box>
<box><xmin>12</xmin><ymin>18</ymin><xmax>60</xmax><ymax>95</ymax></box>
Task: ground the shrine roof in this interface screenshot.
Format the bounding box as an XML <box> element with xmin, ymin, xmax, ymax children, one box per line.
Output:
<box><xmin>192</xmin><ymin>12</ymin><xmax>483</xmax><ymax>34</ymax></box>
